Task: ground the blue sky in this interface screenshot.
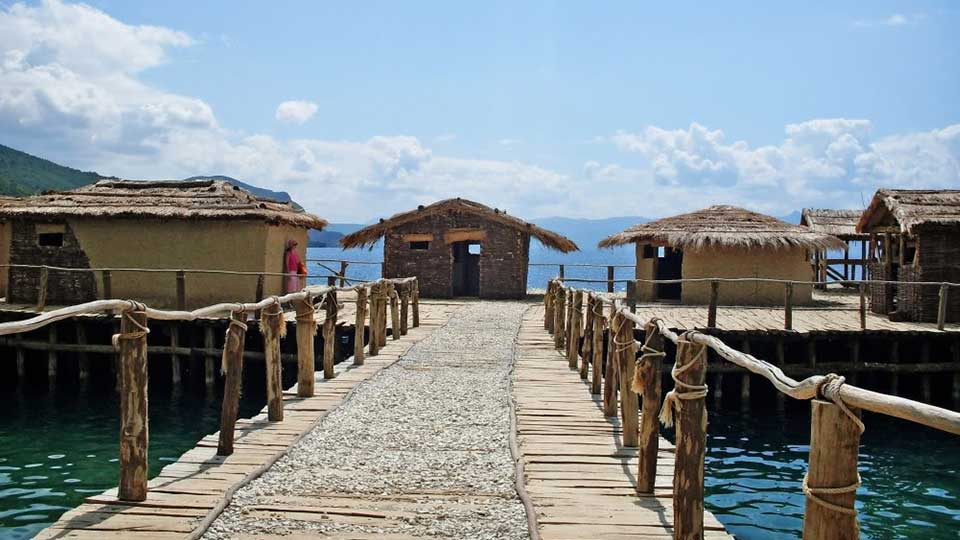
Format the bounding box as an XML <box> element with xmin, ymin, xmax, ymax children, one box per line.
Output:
<box><xmin>1</xmin><ymin>0</ymin><xmax>958</xmax><ymax>221</ymax></box>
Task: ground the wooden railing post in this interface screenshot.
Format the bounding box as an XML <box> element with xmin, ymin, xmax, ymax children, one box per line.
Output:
<box><xmin>858</xmin><ymin>283</ymin><xmax>867</xmax><ymax>330</ymax></box>
<box><xmin>327</xmin><ymin>276</ymin><xmax>337</xmax><ymax>287</ymax></box>
<box><xmin>204</xmin><ymin>326</ymin><xmax>216</xmax><ymax>388</ymax></box>
<box><xmin>411</xmin><ymin>279</ymin><xmax>420</xmax><ymax>328</ymax></box>
<box><xmin>564</xmin><ymin>290</ymin><xmax>575</xmax><ymax>361</ymax></box>
<box><xmin>567</xmin><ymin>290</ymin><xmax>583</xmax><ymax>369</ymax></box>
<box><xmin>118</xmin><ymin>309</ymin><xmax>149</xmax><ymax>502</ymax></box>
<box><xmin>637</xmin><ymin>322</ymin><xmax>664</xmax><ymax>493</ymax></box>
<box><xmin>378</xmin><ymin>284</ymin><xmax>388</xmax><ymax>347</ymax></box>
<box><xmin>368</xmin><ymin>283</ymin><xmax>380</xmax><ymax>357</ymax></box>
<box><xmin>176</xmin><ymin>270</ymin><xmax>186</xmax><ymax>310</ymax></box>
<box><xmin>784</xmin><ymin>282</ymin><xmax>794</xmax><ymax>331</ymax></box>
<box><xmin>938</xmin><ymin>284</ymin><xmax>949</xmax><ymax>331</ymax></box>
<box><xmin>580</xmin><ymin>294</ymin><xmax>594</xmax><ymax>380</ymax></box>
<box><xmin>36</xmin><ymin>266</ymin><xmax>48</xmax><ymax>311</ymax></box>
<box><xmin>558</xmin><ymin>264</ymin><xmax>565</xmax><ymax>280</ymax></box>
<box><xmin>295</xmin><ymin>295</ymin><xmax>316</xmax><ymax>396</ymax></box>
<box><xmin>554</xmin><ymin>285</ymin><xmax>566</xmax><ymax>350</ymax></box>
<box><xmin>618</xmin><ymin>314</ymin><xmax>639</xmax><ymax>447</ymax></box>
<box><xmin>590</xmin><ymin>302</ymin><xmax>604</xmax><ymax>395</ymax></box>
<box><xmin>339</xmin><ymin>261</ymin><xmax>349</xmax><ymax>287</ymax></box>
<box><xmin>102</xmin><ymin>269</ymin><xmax>112</xmax><ymax>299</ymax></box>
<box><xmin>389</xmin><ymin>284</ymin><xmax>401</xmax><ymax>341</ymax></box>
<box><xmin>170</xmin><ymin>325</ymin><xmax>181</xmax><ymax>385</ymax></box>
<box><xmin>544</xmin><ymin>280</ymin><xmax>554</xmax><ymax>332</ymax></box>
<box><xmin>255</xmin><ymin>274</ymin><xmax>264</xmax><ymax>303</ymax></box>
<box><xmin>603</xmin><ymin>306</ymin><xmax>619</xmax><ymax>416</ymax></box>
<box><xmin>261</xmin><ymin>301</ymin><xmax>284</xmax><ymax>422</ymax></box>
<box><xmin>803</xmin><ymin>399</ymin><xmax>862</xmax><ymax>540</ymax></box>
<box><xmin>607</xmin><ymin>265</ymin><xmax>615</xmax><ymax>293</ymax></box>
<box><xmin>323</xmin><ymin>291</ymin><xmax>338</xmax><ymax>379</ymax></box>
<box><xmin>672</xmin><ymin>335</ymin><xmax>707</xmax><ymax>540</ymax></box>
<box><xmin>399</xmin><ymin>283</ymin><xmax>409</xmax><ymax>336</ymax></box>
<box><xmin>707</xmin><ymin>280</ymin><xmax>718</xmax><ymax>328</ymax></box>
<box><xmin>217</xmin><ymin>311</ymin><xmax>247</xmax><ymax>456</ymax></box>
<box><xmin>354</xmin><ymin>285</ymin><xmax>367</xmax><ymax>365</ymax></box>
<box><xmin>626</xmin><ymin>280</ymin><xmax>638</xmax><ymax>313</ymax></box>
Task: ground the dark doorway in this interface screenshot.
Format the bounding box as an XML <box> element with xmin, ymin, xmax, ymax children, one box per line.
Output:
<box><xmin>655</xmin><ymin>247</ymin><xmax>683</xmax><ymax>300</ymax></box>
<box><xmin>452</xmin><ymin>241</ymin><xmax>480</xmax><ymax>296</ymax></box>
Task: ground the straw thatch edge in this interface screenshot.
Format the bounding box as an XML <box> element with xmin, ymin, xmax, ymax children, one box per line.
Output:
<box><xmin>857</xmin><ymin>188</ymin><xmax>960</xmax><ymax>234</ymax></box>
<box><xmin>800</xmin><ymin>208</ymin><xmax>867</xmax><ymax>239</ymax></box>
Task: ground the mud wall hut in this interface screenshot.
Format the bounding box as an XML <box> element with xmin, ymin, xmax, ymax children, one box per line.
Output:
<box><xmin>599</xmin><ymin>205</ymin><xmax>844</xmax><ymax>305</ymax></box>
<box><xmin>0</xmin><ymin>179</ymin><xmax>326</xmax><ymax>308</ymax></box>
<box><xmin>340</xmin><ymin>198</ymin><xmax>577</xmax><ymax>299</ymax></box>
<box><xmin>858</xmin><ymin>189</ymin><xmax>960</xmax><ymax>323</ymax></box>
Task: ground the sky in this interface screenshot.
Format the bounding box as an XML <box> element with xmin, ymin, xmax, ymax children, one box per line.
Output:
<box><xmin>1</xmin><ymin>0</ymin><xmax>958</xmax><ymax>222</ymax></box>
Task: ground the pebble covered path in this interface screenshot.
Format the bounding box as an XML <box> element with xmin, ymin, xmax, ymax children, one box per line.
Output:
<box><xmin>202</xmin><ymin>301</ymin><xmax>531</xmax><ymax>540</ymax></box>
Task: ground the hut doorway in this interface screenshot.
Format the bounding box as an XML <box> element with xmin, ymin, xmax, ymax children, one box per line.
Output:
<box><xmin>452</xmin><ymin>241</ymin><xmax>480</xmax><ymax>296</ymax></box>
<box><xmin>655</xmin><ymin>247</ymin><xmax>683</xmax><ymax>300</ymax></box>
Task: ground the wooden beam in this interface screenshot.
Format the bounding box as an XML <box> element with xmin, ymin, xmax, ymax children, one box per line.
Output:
<box><xmin>673</xmin><ymin>335</ymin><xmax>707</xmax><ymax>540</ymax></box>
<box><xmin>618</xmin><ymin>315</ymin><xmax>638</xmax><ymax>447</ymax></box>
<box><xmin>262</xmin><ymin>304</ymin><xmax>284</xmax><ymax>422</ymax></box>
<box><xmin>118</xmin><ymin>310</ymin><xmax>148</xmax><ymax>502</ymax></box>
<box><xmin>353</xmin><ymin>285</ymin><xmax>367</xmax><ymax>365</ymax></box>
<box><xmin>217</xmin><ymin>312</ymin><xmax>247</xmax><ymax>456</ymax></box>
<box><xmin>637</xmin><ymin>322</ymin><xmax>663</xmax><ymax>494</ymax></box>
<box><xmin>295</xmin><ymin>296</ymin><xmax>316</xmax><ymax>396</ymax></box>
<box><xmin>323</xmin><ymin>291</ymin><xmax>338</xmax><ymax>379</ymax></box>
<box><xmin>802</xmin><ymin>400</ymin><xmax>861</xmax><ymax>540</ymax></box>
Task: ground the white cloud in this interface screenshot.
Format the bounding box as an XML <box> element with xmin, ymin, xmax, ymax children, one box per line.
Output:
<box><xmin>854</xmin><ymin>13</ymin><xmax>925</xmax><ymax>28</ymax></box>
<box><xmin>274</xmin><ymin>100</ymin><xmax>318</xmax><ymax>124</ymax></box>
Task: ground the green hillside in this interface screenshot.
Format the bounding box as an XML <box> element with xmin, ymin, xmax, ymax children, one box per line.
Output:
<box><xmin>0</xmin><ymin>144</ymin><xmax>102</xmax><ymax>195</ymax></box>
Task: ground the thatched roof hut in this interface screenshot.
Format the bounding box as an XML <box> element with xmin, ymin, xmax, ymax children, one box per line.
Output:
<box><xmin>0</xmin><ymin>179</ymin><xmax>326</xmax><ymax>308</ymax></box>
<box><xmin>857</xmin><ymin>189</ymin><xmax>960</xmax><ymax>234</ymax></box>
<box><xmin>800</xmin><ymin>208</ymin><xmax>867</xmax><ymax>240</ymax></box>
<box><xmin>600</xmin><ymin>205</ymin><xmax>843</xmax><ymax>306</ymax></box>
<box><xmin>341</xmin><ymin>198</ymin><xmax>577</xmax><ymax>299</ymax></box>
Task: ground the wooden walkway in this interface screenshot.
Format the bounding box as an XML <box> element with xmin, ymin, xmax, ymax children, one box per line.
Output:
<box><xmin>35</xmin><ymin>299</ymin><xmax>461</xmax><ymax>540</ymax></box>
<box><xmin>513</xmin><ymin>305</ymin><xmax>733</xmax><ymax>540</ymax></box>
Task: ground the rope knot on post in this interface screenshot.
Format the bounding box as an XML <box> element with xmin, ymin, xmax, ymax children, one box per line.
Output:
<box><xmin>221</xmin><ymin>311</ymin><xmax>249</xmax><ymax>374</ymax></box>
<box><xmin>659</xmin><ymin>332</ymin><xmax>708</xmax><ymax>429</ymax></box>
<box><xmin>802</xmin><ymin>472</ymin><xmax>862</xmax><ymax>516</ymax></box>
<box><xmin>112</xmin><ymin>306</ymin><xmax>150</xmax><ymax>350</ymax></box>
<box><xmin>632</xmin><ymin>335</ymin><xmax>666</xmax><ymax>396</ymax></box>
<box><xmin>816</xmin><ymin>373</ymin><xmax>865</xmax><ymax>434</ymax></box>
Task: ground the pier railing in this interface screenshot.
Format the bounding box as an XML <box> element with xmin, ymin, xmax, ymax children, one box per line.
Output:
<box><xmin>0</xmin><ymin>275</ymin><xmax>420</xmax><ymax>503</ymax></box>
<box><xmin>545</xmin><ymin>279</ymin><xmax>960</xmax><ymax>540</ymax></box>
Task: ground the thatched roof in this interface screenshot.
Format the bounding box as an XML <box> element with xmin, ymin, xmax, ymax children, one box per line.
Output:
<box><xmin>858</xmin><ymin>189</ymin><xmax>960</xmax><ymax>234</ymax></box>
<box><xmin>599</xmin><ymin>205</ymin><xmax>845</xmax><ymax>251</ymax></box>
<box><xmin>0</xmin><ymin>179</ymin><xmax>327</xmax><ymax>229</ymax></box>
<box><xmin>339</xmin><ymin>198</ymin><xmax>578</xmax><ymax>252</ymax></box>
<box><xmin>800</xmin><ymin>208</ymin><xmax>867</xmax><ymax>239</ymax></box>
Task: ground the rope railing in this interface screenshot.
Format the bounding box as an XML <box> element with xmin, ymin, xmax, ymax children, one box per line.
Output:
<box><xmin>544</xmin><ymin>278</ymin><xmax>959</xmax><ymax>540</ymax></box>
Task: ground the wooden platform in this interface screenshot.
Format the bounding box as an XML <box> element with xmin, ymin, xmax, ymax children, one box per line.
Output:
<box><xmin>34</xmin><ymin>299</ymin><xmax>461</xmax><ymax>540</ymax></box>
<box><xmin>513</xmin><ymin>305</ymin><xmax>733</xmax><ymax>539</ymax></box>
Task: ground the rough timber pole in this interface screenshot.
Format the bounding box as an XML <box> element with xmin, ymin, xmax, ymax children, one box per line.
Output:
<box><xmin>618</xmin><ymin>315</ymin><xmax>639</xmax><ymax>447</ymax></box>
<box><xmin>607</xmin><ymin>265</ymin><xmax>615</xmax><ymax>293</ymax></box>
<box><xmin>354</xmin><ymin>285</ymin><xmax>367</xmax><ymax>365</ymax></box>
<box><xmin>603</xmin><ymin>307</ymin><xmax>619</xmax><ymax>417</ymax></box>
<box><xmin>938</xmin><ymin>284</ymin><xmax>949</xmax><ymax>331</ymax></box>
<box><xmin>204</xmin><ymin>326</ymin><xmax>216</xmax><ymax>389</ymax></box>
<box><xmin>591</xmin><ymin>303</ymin><xmax>604</xmax><ymax>395</ymax></box>
<box><xmin>411</xmin><ymin>280</ymin><xmax>420</xmax><ymax>328</ymax></box>
<box><xmin>217</xmin><ymin>311</ymin><xmax>247</xmax><ymax>456</ymax></box>
<box><xmin>36</xmin><ymin>266</ymin><xmax>48</xmax><ymax>311</ymax></box>
<box><xmin>323</xmin><ymin>291</ymin><xmax>338</xmax><ymax>379</ymax></box>
<box><xmin>77</xmin><ymin>324</ymin><xmax>89</xmax><ymax>382</ymax></box>
<box><xmin>295</xmin><ymin>295</ymin><xmax>316</xmax><ymax>396</ymax></box>
<box><xmin>784</xmin><ymin>282</ymin><xmax>794</xmax><ymax>331</ymax></box>
<box><xmin>399</xmin><ymin>283</ymin><xmax>409</xmax><ymax>336</ymax></box>
<box><xmin>262</xmin><ymin>303</ymin><xmax>284</xmax><ymax>422</ymax></box>
<box><xmin>580</xmin><ymin>294</ymin><xmax>593</xmax><ymax>380</ymax></box>
<box><xmin>859</xmin><ymin>283</ymin><xmax>867</xmax><ymax>330</ymax></box>
<box><xmin>803</xmin><ymin>400</ymin><xmax>861</xmax><ymax>540</ymax></box>
<box><xmin>544</xmin><ymin>280</ymin><xmax>554</xmax><ymax>332</ymax></box>
<box><xmin>554</xmin><ymin>285</ymin><xmax>566</xmax><ymax>350</ymax></box>
<box><xmin>568</xmin><ymin>291</ymin><xmax>583</xmax><ymax>369</ymax></box>
<box><xmin>368</xmin><ymin>283</ymin><xmax>380</xmax><ymax>357</ymax></box>
<box><xmin>47</xmin><ymin>324</ymin><xmax>57</xmax><ymax>385</ymax></box>
<box><xmin>707</xmin><ymin>280</ymin><xmax>718</xmax><ymax>328</ymax></box>
<box><xmin>564</xmin><ymin>290</ymin><xmax>575</xmax><ymax>362</ymax></box>
<box><xmin>170</xmin><ymin>325</ymin><xmax>181</xmax><ymax>385</ymax></box>
<box><xmin>339</xmin><ymin>261</ymin><xmax>349</xmax><ymax>287</ymax></box>
<box><xmin>378</xmin><ymin>285</ymin><xmax>388</xmax><ymax>347</ymax></box>
<box><xmin>118</xmin><ymin>309</ymin><xmax>149</xmax><ymax>502</ymax></box>
<box><xmin>637</xmin><ymin>322</ymin><xmax>664</xmax><ymax>493</ymax></box>
<box><xmin>176</xmin><ymin>270</ymin><xmax>186</xmax><ymax>311</ymax></box>
<box><xmin>673</xmin><ymin>336</ymin><xmax>707</xmax><ymax>540</ymax></box>
<box><xmin>389</xmin><ymin>284</ymin><xmax>400</xmax><ymax>341</ymax></box>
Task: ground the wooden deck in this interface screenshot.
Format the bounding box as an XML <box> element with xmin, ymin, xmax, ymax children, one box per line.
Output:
<box><xmin>34</xmin><ymin>299</ymin><xmax>461</xmax><ymax>540</ymax></box>
<box><xmin>513</xmin><ymin>306</ymin><xmax>733</xmax><ymax>539</ymax></box>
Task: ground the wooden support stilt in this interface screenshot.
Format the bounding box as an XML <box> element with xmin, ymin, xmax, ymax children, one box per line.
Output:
<box><xmin>544</xmin><ymin>281</ymin><xmax>554</xmax><ymax>332</ymax></box>
<box><xmin>938</xmin><ymin>284</ymin><xmax>949</xmax><ymax>331</ymax></box>
<box><xmin>323</xmin><ymin>291</ymin><xmax>338</xmax><ymax>379</ymax></box>
<box><xmin>849</xmin><ymin>339</ymin><xmax>860</xmax><ymax>386</ymax></box>
<box><xmin>47</xmin><ymin>324</ymin><xmax>57</xmax><ymax>384</ymax></box>
<box><xmin>859</xmin><ymin>283</ymin><xmax>867</xmax><ymax>330</ymax></box>
<box><xmin>784</xmin><ymin>282</ymin><xmax>794</xmax><ymax>330</ymax></box>
<box><xmin>217</xmin><ymin>311</ymin><xmax>247</xmax><ymax>456</ymax></box>
<box><xmin>673</xmin><ymin>335</ymin><xmax>707</xmax><ymax>540</ymax></box>
<box><xmin>890</xmin><ymin>340</ymin><xmax>899</xmax><ymax>396</ymax></box>
<box><xmin>580</xmin><ymin>294</ymin><xmax>593</xmax><ymax>380</ymax></box>
<box><xmin>775</xmin><ymin>339</ymin><xmax>786</xmax><ymax>411</ymax></box>
<box><xmin>262</xmin><ymin>304</ymin><xmax>284</xmax><ymax>422</ymax></box>
<box><xmin>36</xmin><ymin>266</ymin><xmax>48</xmax><ymax>311</ymax></box>
<box><xmin>713</xmin><ymin>373</ymin><xmax>723</xmax><ymax>408</ymax></box>
<box><xmin>802</xmin><ymin>400</ymin><xmax>861</xmax><ymax>540</ymax></box>
<box><xmin>16</xmin><ymin>344</ymin><xmax>25</xmax><ymax>382</ymax></box>
<box><xmin>707</xmin><ymin>280</ymin><xmax>718</xmax><ymax>328</ymax></box>
<box><xmin>626</xmin><ymin>280</ymin><xmax>638</xmax><ymax>313</ymax></box>
<box><xmin>554</xmin><ymin>286</ymin><xmax>566</xmax><ymax>350</ymax></box>
<box><xmin>327</xmin><ymin>276</ymin><xmax>337</xmax><ymax>287</ymax></box>
<box><xmin>602</xmin><ymin>307</ymin><xmax>619</xmax><ymax>417</ymax></box>
<box><xmin>558</xmin><ymin>264</ymin><xmax>565</xmax><ymax>280</ymax></box>
<box><xmin>377</xmin><ymin>285</ymin><xmax>388</xmax><ymax>348</ymax></box>
<box><xmin>354</xmin><ymin>286</ymin><xmax>367</xmax><ymax>365</ymax></box>
<box><xmin>339</xmin><ymin>261</ymin><xmax>348</xmax><ymax>287</ymax></box>
<box><xmin>176</xmin><ymin>270</ymin><xmax>186</xmax><ymax>311</ymax></box>
<box><xmin>564</xmin><ymin>290</ymin><xmax>575</xmax><ymax>362</ymax></box>
<box><xmin>567</xmin><ymin>291</ymin><xmax>583</xmax><ymax>370</ymax></box>
<box><xmin>368</xmin><ymin>284</ymin><xmax>380</xmax><ymax>357</ymax></box>
<box><xmin>921</xmin><ymin>340</ymin><xmax>931</xmax><ymax>403</ymax></box>
<box><xmin>953</xmin><ymin>340</ymin><xmax>960</xmax><ymax>403</ymax></box>
<box><xmin>606</xmin><ymin>265</ymin><xmax>615</xmax><ymax>293</ymax></box>
<box><xmin>77</xmin><ymin>324</ymin><xmax>89</xmax><ymax>382</ymax></box>
<box><xmin>637</xmin><ymin>322</ymin><xmax>663</xmax><ymax>493</ymax></box>
<box><xmin>118</xmin><ymin>309</ymin><xmax>149</xmax><ymax>502</ymax></box>
<box><xmin>102</xmin><ymin>269</ymin><xmax>112</xmax><ymax>299</ymax></box>
<box><xmin>618</xmin><ymin>315</ymin><xmax>638</xmax><ymax>447</ymax></box>
<box><xmin>389</xmin><ymin>284</ymin><xmax>400</xmax><ymax>341</ymax></box>
<box><xmin>411</xmin><ymin>280</ymin><xmax>420</xmax><ymax>328</ymax></box>
<box><xmin>170</xmin><ymin>325</ymin><xmax>181</xmax><ymax>385</ymax></box>
<box><xmin>255</xmin><ymin>274</ymin><xmax>264</xmax><ymax>303</ymax></box>
<box><xmin>204</xmin><ymin>326</ymin><xmax>215</xmax><ymax>388</ymax></box>
<box><xmin>808</xmin><ymin>340</ymin><xmax>817</xmax><ymax>370</ymax></box>
<box><xmin>591</xmin><ymin>304</ymin><xmax>604</xmax><ymax>395</ymax></box>
<box><xmin>399</xmin><ymin>283</ymin><xmax>409</xmax><ymax>336</ymax></box>
<box><xmin>295</xmin><ymin>295</ymin><xmax>316</xmax><ymax>396</ymax></box>
<box><xmin>740</xmin><ymin>339</ymin><xmax>751</xmax><ymax>409</ymax></box>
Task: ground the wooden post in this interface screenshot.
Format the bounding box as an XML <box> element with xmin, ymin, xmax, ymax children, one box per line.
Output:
<box><xmin>581</xmin><ymin>295</ymin><xmax>595</xmax><ymax>379</ymax></box>
<box><xmin>544</xmin><ymin>281</ymin><xmax>554</xmax><ymax>332</ymax></box>
<box><xmin>354</xmin><ymin>285</ymin><xmax>367</xmax><ymax>365</ymax></box>
<box><xmin>323</xmin><ymin>291</ymin><xmax>338</xmax><ymax>379</ymax></box>
<box><xmin>102</xmin><ymin>269</ymin><xmax>112</xmax><ymax>299</ymax></box>
<box><xmin>554</xmin><ymin>286</ymin><xmax>566</xmax><ymax>350</ymax></box>
<box><xmin>673</xmin><ymin>336</ymin><xmax>707</xmax><ymax>540</ymax></box>
<box><xmin>637</xmin><ymin>322</ymin><xmax>664</xmax><ymax>493</ymax></box>
<box><xmin>564</xmin><ymin>290</ymin><xmax>575</xmax><ymax>360</ymax></box>
<box><xmin>938</xmin><ymin>284</ymin><xmax>949</xmax><ymax>331</ymax></box>
<box><xmin>262</xmin><ymin>303</ymin><xmax>284</xmax><ymax>421</ymax></box>
<box><xmin>607</xmin><ymin>265</ymin><xmax>615</xmax><ymax>293</ymax></box>
<box><xmin>339</xmin><ymin>261</ymin><xmax>349</xmax><ymax>287</ymax></box>
<box><xmin>952</xmin><ymin>340</ymin><xmax>960</xmax><ymax>403</ymax></box>
<box><xmin>327</xmin><ymin>276</ymin><xmax>336</xmax><ymax>287</ymax></box>
<box><xmin>890</xmin><ymin>340</ymin><xmax>899</xmax><ymax>396</ymax></box>
<box><xmin>784</xmin><ymin>282</ymin><xmax>794</xmax><ymax>331</ymax></box>
<box><xmin>204</xmin><ymin>326</ymin><xmax>216</xmax><ymax>388</ymax></box>
<box><xmin>378</xmin><ymin>285</ymin><xmax>388</xmax><ymax>347</ymax></box>
<box><xmin>168</xmin><ymin>325</ymin><xmax>181</xmax><ymax>385</ymax></box>
<box><xmin>15</xmin><ymin>343</ymin><xmax>25</xmax><ymax>382</ymax></box>
<box><xmin>708</xmin><ymin>280</ymin><xmax>719</xmax><ymax>328</ymax></box>
<box><xmin>368</xmin><ymin>284</ymin><xmax>380</xmax><ymax>357</ymax></box>
<box><xmin>295</xmin><ymin>296</ymin><xmax>316</xmax><ymax>396</ymax></box>
<box><xmin>849</xmin><ymin>339</ymin><xmax>861</xmax><ymax>386</ymax></box>
<box><xmin>389</xmin><ymin>284</ymin><xmax>400</xmax><ymax>341</ymax></box>
<box><xmin>118</xmin><ymin>309</ymin><xmax>149</xmax><ymax>502</ymax></box>
<box><xmin>77</xmin><ymin>324</ymin><xmax>89</xmax><ymax>382</ymax></box>
<box><xmin>603</xmin><ymin>307</ymin><xmax>619</xmax><ymax>417</ymax></box>
<box><xmin>802</xmin><ymin>400</ymin><xmax>861</xmax><ymax>540</ymax></box>
<box><xmin>217</xmin><ymin>312</ymin><xmax>247</xmax><ymax>456</ymax></box>
<box><xmin>591</xmin><ymin>303</ymin><xmax>604</xmax><ymax>395</ymax></box>
<box><xmin>558</xmin><ymin>264</ymin><xmax>565</xmax><ymax>280</ymax></box>
<box><xmin>626</xmin><ymin>280</ymin><xmax>638</xmax><ymax>313</ymax></box>
<box><xmin>411</xmin><ymin>280</ymin><xmax>420</xmax><ymax>328</ymax></box>
<box><xmin>255</xmin><ymin>274</ymin><xmax>265</xmax><ymax>303</ymax></box>
<box><xmin>47</xmin><ymin>324</ymin><xmax>57</xmax><ymax>384</ymax></box>
<box><xmin>36</xmin><ymin>266</ymin><xmax>48</xmax><ymax>311</ymax></box>
<box><xmin>808</xmin><ymin>339</ymin><xmax>817</xmax><ymax>370</ymax></box>
<box><xmin>176</xmin><ymin>270</ymin><xmax>186</xmax><ymax>311</ymax></box>
<box><xmin>858</xmin><ymin>283</ymin><xmax>866</xmax><ymax>330</ymax></box>
<box><xmin>775</xmin><ymin>338</ymin><xmax>786</xmax><ymax>411</ymax></box>
<box><xmin>617</xmin><ymin>315</ymin><xmax>638</xmax><ymax>447</ymax></box>
<box><xmin>713</xmin><ymin>372</ymin><xmax>723</xmax><ymax>408</ymax></box>
<box><xmin>567</xmin><ymin>291</ymin><xmax>583</xmax><ymax>369</ymax></box>
<box><xmin>740</xmin><ymin>339</ymin><xmax>751</xmax><ymax>409</ymax></box>
<box><xmin>400</xmin><ymin>283</ymin><xmax>409</xmax><ymax>336</ymax></box>
<box><xmin>843</xmin><ymin>246</ymin><xmax>850</xmax><ymax>281</ymax></box>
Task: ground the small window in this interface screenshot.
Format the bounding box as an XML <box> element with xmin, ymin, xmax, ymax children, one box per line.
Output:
<box><xmin>468</xmin><ymin>243</ymin><xmax>481</xmax><ymax>255</ymax></box>
<box><xmin>409</xmin><ymin>241</ymin><xmax>429</xmax><ymax>250</ymax></box>
<box><xmin>38</xmin><ymin>233</ymin><xmax>64</xmax><ymax>247</ymax></box>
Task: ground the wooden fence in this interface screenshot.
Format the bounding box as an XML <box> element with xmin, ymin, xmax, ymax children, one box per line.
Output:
<box><xmin>0</xmin><ymin>275</ymin><xmax>420</xmax><ymax>502</ymax></box>
<box><xmin>545</xmin><ymin>279</ymin><xmax>960</xmax><ymax>540</ymax></box>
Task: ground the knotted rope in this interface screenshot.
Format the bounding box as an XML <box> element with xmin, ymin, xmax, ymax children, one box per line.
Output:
<box><xmin>816</xmin><ymin>373</ymin><xmax>865</xmax><ymax>434</ymax></box>
<box><xmin>221</xmin><ymin>311</ymin><xmax>249</xmax><ymax>374</ymax></box>
<box><xmin>259</xmin><ymin>296</ymin><xmax>287</xmax><ymax>340</ymax></box>
<box><xmin>295</xmin><ymin>293</ymin><xmax>319</xmax><ymax>338</ymax></box>
<box><xmin>802</xmin><ymin>472</ymin><xmax>861</xmax><ymax>516</ymax></box>
<box><xmin>631</xmin><ymin>327</ymin><xmax>666</xmax><ymax>396</ymax></box>
<box><xmin>111</xmin><ymin>302</ymin><xmax>149</xmax><ymax>350</ymax></box>
<box><xmin>659</xmin><ymin>333</ymin><xmax>708</xmax><ymax>429</ymax></box>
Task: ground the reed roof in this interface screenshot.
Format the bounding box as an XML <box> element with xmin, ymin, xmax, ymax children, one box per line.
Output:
<box><xmin>599</xmin><ymin>205</ymin><xmax>845</xmax><ymax>251</ymax></box>
<box><xmin>857</xmin><ymin>189</ymin><xmax>960</xmax><ymax>234</ymax></box>
<box><xmin>339</xmin><ymin>198</ymin><xmax>579</xmax><ymax>252</ymax></box>
<box><xmin>800</xmin><ymin>208</ymin><xmax>868</xmax><ymax>239</ymax></box>
<box><xmin>0</xmin><ymin>179</ymin><xmax>327</xmax><ymax>229</ymax></box>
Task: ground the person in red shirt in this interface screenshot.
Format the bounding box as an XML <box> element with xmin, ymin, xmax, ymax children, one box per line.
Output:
<box><xmin>284</xmin><ymin>239</ymin><xmax>305</xmax><ymax>293</ymax></box>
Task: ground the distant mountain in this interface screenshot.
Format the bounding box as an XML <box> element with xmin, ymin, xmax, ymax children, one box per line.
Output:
<box><xmin>309</xmin><ymin>223</ymin><xmax>366</xmax><ymax>247</ymax></box>
<box><xmin>0</xmin><ymin>144</ymin><xmax>103</xmax><ymax>195</ymax></box>
<box><xmin>183</xmin><ymin>175</ymin><xmax>302</xmax><ymax>210</ymax></box>
<box><xmin>531</xmin><ymin>216</ymin><xmax>649</xmax><ymax>251</ymax></box>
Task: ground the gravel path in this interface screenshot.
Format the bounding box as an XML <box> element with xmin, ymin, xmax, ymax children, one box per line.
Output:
<box><xmin>202</xmin><ymin>301</ymin><xmax>531</xmax><ymax>540</ymax></box>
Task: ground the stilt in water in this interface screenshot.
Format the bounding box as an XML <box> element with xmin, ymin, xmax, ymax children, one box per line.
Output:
<box><xmin>740</xmin><ymin>339</ymin><xmax>751</xmax><ymax>410</ymax></box>
<box><xmin>204</xmin><ymin>326</ymin><xmax>216</xmax><ymax>389</ymax></box>
<box><xmin>890</xmin><ymin>340</ymin><xmax>900</xmax><ymax>396</ymax></box>
<box><xmin>774</xmin><ymin>339</ymin><xmax>786</xmax><ymax>411</ymax></box>
<box><xmin>170</xmin><ymin>325</ymin><xmax>182</xmax><ymax>386</ymax></box>
<box><xmin>76</xmin><ymin>323</ymin><xmax>89</xmax><ymax>383</ymax></box>
<box><xmin>47</xmin><ymin>324</ymin><xmax>57</xmax><ymax>387</ymax></box>
<box><xmin>921</xmin><ymin>340</ymin><xmax>931</xmax><ymax>403</ymax></box>
<box><xmin>848</xmin><ymin>339</ymin><xmax>860</xmax><ymax>386</ymax></box>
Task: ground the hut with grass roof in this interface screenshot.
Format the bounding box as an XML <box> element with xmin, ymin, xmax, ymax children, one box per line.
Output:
<box><xmin>599</xmin><ymin>205</ymin><xmax>844</xmax><ymax>305</ymax></box>
<box><xmin>858</xmin><ymin>188</ymin><xmax>960</xmax><ymax>322</ymax></box>
<box><xmin>0</xmin><ymin>179</ymin><xmax>326</xmax><ymax>308</ymax></box>
<box><xmin>800</xmin><ymin>208</ymin><xmax>870</xmax><ymax>284</ymax></box>
<box><xmin>340</xmin><ymin>198</ymin><xmax>578</xmax><ymax>299</ymax></box>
